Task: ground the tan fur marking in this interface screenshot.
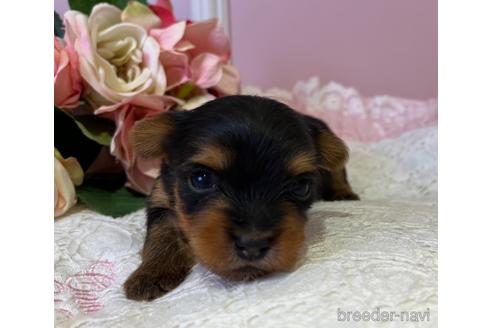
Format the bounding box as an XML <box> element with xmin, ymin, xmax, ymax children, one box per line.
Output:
<box><xmin>266</xmin><ymin>203</ymin><xmax>306</xmax><ymax>272</ymax></box>
<box><xmin>176</xmin><ymin>186</ymin><xmax>307</xmax><ymax>281</ymax></box>
<box><xmin>148</xmin><ymin>178</ymin><xmax>169</xmax><ymax>208</ymax></box>
<box><xmin>327</xmin><ymin>169</ymin><xmax>360</xmax><ymax>200</ymax></box>
<box><xmin>189</xmin><ymin>144</ymin><xmax>233</xmax><ymax>171</ymax></box>
<box><xmin>317</xmin><ymin>131</ymin><xmax>349</xmax><ymax>171</ymax></box>
<box><xmin>187</xmin><ymin>201</ymin><xmax>234</xmax><ymax>269</ymax></box>
<box><xmin>287</xmin><ymin>152</ymin><xmax>317</xmax><ymax>175</ymax></box>
<box><xmin>131</xmin><ymin>113</ymin><xmax>174</xmax><ymax>159</ymax></box>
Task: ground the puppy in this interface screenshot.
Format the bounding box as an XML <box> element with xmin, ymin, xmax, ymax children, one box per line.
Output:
<box><xmin>124</xmin><ymin>95</ymin><xmax>358</xmax><ymax>301</ymax></box>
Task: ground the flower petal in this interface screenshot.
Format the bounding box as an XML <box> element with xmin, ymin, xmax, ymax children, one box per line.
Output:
<box><xmin>181</xmin><ymin>93</ymin><xmax>216</xmax><ymax>110</ymax></box>
<box><xmin>88</xmin><ymin>3</ymin><xmax>122</xmax><ymax>32</ymax></box>
<box><xmin>64</xmin><ymin>11</ymin><xmax>95</xmax><ymax>65</ymax></box>
<box><xmin>94</xmin><ymin>95</ymin><xmax>178</xmax><ymax>195</ymax></box>
<box><xmin>125</xmin><ymin>158</ymin><xmax>161</xmax><ymax>195</ymax></box>
<box><xmin>54</xmin><ymin>47</ymin><xmax>72</xmax><ymax>102</ymax></box>
<box><xmin>174</xmin><ymin>40</ymin><xmax>194</xmax><ymax>52</ymax></box>
<box><xmin>150</xmin><ymin>21</ymin><xmax>186</xmax><ymax>51</ymax></box>
<box><xmin>149</xmin><ymin>0</ymin><xmax>175</xmax><ymax>28</ymax></box>
<box><xmin>65</xmin><ymin>3</ymin><xmax>170</xmax><ymax>107</ymax></box>
<box><xmin>142</xmin><ymin>36</ymin><xmax>167</xmax><ymax>95</ymax></box>
<box><xmin>214</xmin><ymin>64</ymin><xmax>241</xmax><ymax>95</ymax></box>
<box><xmin>97</xmin><ymin>22</ymin><xmax>146</xmax><ymax>45</ymax></box>
<box><xmin>94</xmin><ymin>95</ymin><xmax>179</xmax><ymax>116</ymax></box>
<box><xmin>184</xmin><ymin>19</ymin><xmax>230</xmax><ymax>61</ymax></box>
<box><xmin>159</xmin><ymin>50</ymin><xmax>189</xmax><ymax>89</ymax></box>
<box><xmin>55</xmin><ymin>37</ymin><xmax>82</xmax><ymax>108</ymax></box>
<box><xmin>121</xmin><ymin>1</ymin><xmax>161</xmax><ymax>31</ymax></box>
<box><xmin>149</xmin><ymin>5</ymin><xmax>175</xmax><ymax>28</ymax></box>
<box><xmin>54</xmin><ymin>150</ymin><xmax>84</xmax><ymax>186</ymax></box>
<box><xmin>54</xmin><ymin>37</ymin><xmax>62</xmax><ymax>74</ymax></box>
<box><xmin>190</xmin><ymin>53</ymin><xmax>223</xmax><ymax>89</ymax></box>
<box><xmin>63</xmin><ymin>157</ymin><xmax>84</xmax><ymax>186</ymax></box>
<box><xmin>54</xmin><ymin>158</ymin><xmax>77</xmax><ymax>217</ymax></box>
<box><xmin>79</xmin><ymin>55</ymin><xmax>152</xmax><ymax>105</ymax></box>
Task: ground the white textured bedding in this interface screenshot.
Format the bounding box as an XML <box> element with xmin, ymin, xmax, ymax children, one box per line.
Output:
<box><xmin>55</xmin><ymin>126</ymin><xmax>437</xmax><ymax>327</ymax></box>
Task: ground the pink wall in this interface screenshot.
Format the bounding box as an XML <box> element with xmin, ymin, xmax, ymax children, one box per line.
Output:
<box><xmin>230</xmin><ymin>0</ymin><xmax>437</xmax><ymax>99</ymax></box>
<box><xmin>54</xmin><ymin>0</ymin><xmax>69</xmax><ymax>13</ymax></box>
<box><xmin>55</xmin><ymin>0</ymin><xmax>437</xmax><ymax>99</ymax></box>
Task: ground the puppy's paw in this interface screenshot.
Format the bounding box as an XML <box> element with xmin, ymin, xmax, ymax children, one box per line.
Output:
<box><xmin>339</xmin><ymin>191</ymin><xmax>360</xmax><ymax>200</ymax></box>
<box><xmin>124</xmin><ymin>269</ymin><xmax>188</xmax><ymax>301</ymax></box>
<box><xmin>332</xmin><ymin>190</ymin><xmax>360</xmax><ymax>201</ymax></box>
<box><xmin>124</xmin><ymin>273</ymin><xmax>164</xmax><ymax>301</ymax></box>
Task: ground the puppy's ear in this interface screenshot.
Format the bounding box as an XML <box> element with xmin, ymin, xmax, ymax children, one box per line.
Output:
<box><xmin>303</xmin><ymin>115</ymin><xmax>348</xmax><ymax>171</ymax></box>
<box><xmin>132</xmin><ymin>112</ymin><xmax>175</xmax><ymax>159</ymax></box>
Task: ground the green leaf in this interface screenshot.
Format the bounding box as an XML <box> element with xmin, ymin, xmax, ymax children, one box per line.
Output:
<box><xmin>56</xmin><ymin>107</ymin><xmax>115</xmax><ymax>146</ymax></box>
<box><xmin>55</xmin><ymin>107</ymin><xmax>102</xmax><ymax>171</ymax></box>
<box><xmin>77</xmin><ymin>185</ymin><xmax>146</xmax><ymax>217</ymax></box>
<box><xmin>54</xmin><ymin>11</ymin><xmax>64</xmax><ymax>38</ymax></box>
<box><xmin>68</xmin><ymin>0</ymin><xmax>147</xmax><ymax>15</ymax></box>
<box><xmin>72</xmin><ymin>115</ymin><xmax>115</xmax><ymax>146</ymax></box>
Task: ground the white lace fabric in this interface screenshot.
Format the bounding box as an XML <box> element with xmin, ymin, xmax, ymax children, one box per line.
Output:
<box><xmin>55</xmin><ymin>86</ymin><xmax>437</xmax><ymax>327</ymax></box>
<box><xmin>55</xmin><ymin>200</ymin><xmax>437</xmax><ymax>327</ymax></box>
<box><xmin>347</xmin><ymin>126</ymin><xmax>437</xmax><ymax>202</ymax></box>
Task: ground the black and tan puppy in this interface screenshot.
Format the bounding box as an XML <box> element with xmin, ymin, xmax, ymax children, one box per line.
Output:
<box><xmin>124</xmin><ymin>95</ymin><xmax>358</xmax><ymax>301</ymax></box>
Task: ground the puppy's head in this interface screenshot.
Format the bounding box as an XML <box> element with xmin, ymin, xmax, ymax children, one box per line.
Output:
<box><xmin>133</xmin><ymin>96</ymin><xmax>347</xmax><ymax>280</ymax></box>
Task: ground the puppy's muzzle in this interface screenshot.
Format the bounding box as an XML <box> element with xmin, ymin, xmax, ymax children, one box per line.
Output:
<box><xmin>233</xmin><ymin>236</ymin><xmax>272</xmax><ymax>261</ymax></box>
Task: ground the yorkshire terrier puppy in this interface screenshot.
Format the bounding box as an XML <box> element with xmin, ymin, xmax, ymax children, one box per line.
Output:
<box><xmin>124</xmin><ymin>95</ymin><xmax>358</xmax><ymax>301</ymax></box>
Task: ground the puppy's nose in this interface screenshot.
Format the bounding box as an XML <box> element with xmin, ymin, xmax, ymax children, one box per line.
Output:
<box><xmin>234</xmin><ymin>236</ymin><xmax>271</xmax><ymax>261</ymax></box>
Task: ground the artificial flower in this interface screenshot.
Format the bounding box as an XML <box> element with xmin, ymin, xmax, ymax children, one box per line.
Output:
<box><xmin>149</xmin><ymin>0</ymin><xmax>176</xmax><ymax>28</ymax></box>
<box><xmin>150</xmin><ymin>19</ymin><xmax>240</xmax><ymax>94</ymax></box>
<box><xmin>121</xmin><ymin>1</ymin><xmax>161</xmax><ymax>32</ymax></box>
<box><xmin>181</xmin><ymin>93</ymin><xmax>216</xmax><ymax>110</ymax></box>
<box><xmin>54</xmin><ymin>149</ymin><xmax>84</xmax><ymax>217</ymax></box>
<box><xmin>63</xmin><ymin>3</ymin><xmax>166</xmax><ymax>107</ymax></box>
<box><xmin>54</xmin><ymin>36</ymin><xmax>82</xmax><ymax>108</ymax></box>
<box><xmin>95</xmin><ymin>95</ymin><xmax>179</xmax><ymax>194</ymax></box>
<box><xmin>214</xmin><ymin>64</ymin><xmax>241</xmax><ymax>96</ymax></box>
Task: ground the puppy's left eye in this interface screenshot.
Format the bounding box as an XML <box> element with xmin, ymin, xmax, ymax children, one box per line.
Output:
<box><xmin>189</xmin><ymin>168</ymin><xmax>216</xmax><ymax>192</ymax></box>
<box><xmin>289</xmin><ymin>180</ymin><xmax>311</xmax><ymax>199</ymax></box>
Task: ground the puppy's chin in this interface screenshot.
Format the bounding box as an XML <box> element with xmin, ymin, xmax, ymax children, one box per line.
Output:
<box><xmin>191</xmin><ymin>248</ymin><xmax>275</xmax><ymax>281</ymax></box>
<box><xmin>220</xmin><ymin>265</ymin><xmax>271</xmax><ymax>281</ymax></box>
<box><xmin>194</xmin><ymin>247</ymin><xmax>300</xmax><ymax>282</ymax></box>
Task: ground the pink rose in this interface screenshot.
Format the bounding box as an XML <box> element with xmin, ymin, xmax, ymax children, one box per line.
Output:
<box><xmin>149</xmin><ymin>0</ymin><xmax>176</xmax><ymax>28</ymax></box>
<box><xmin>150</xmin><ymin>19</ymin><xmax>240</xmax><ymax>94</ymax></box>
<box><xmin>54</xmin><ymin>36</ymin><xmax>82</xmax><ymax>108</ymax></box>
<box><xmin>94</xmin><ymin>95</ymin><xmax>178</xmax><ymax>194</ymax></box>
<box><xmin>63</xmin><ymin>3</ymin><xmax>166</xmax><ymax>107</ymax></box>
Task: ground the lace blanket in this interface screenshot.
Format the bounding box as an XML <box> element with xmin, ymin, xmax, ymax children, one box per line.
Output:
<box><xmin>243</xmin><ymin>77</ymin><xmax>437</xmax><ymax>143</ymax></box>
<box><xmin>55</xmin><ymin>125</ymin><xmax>437</xmax><ymax>327</ymax></box>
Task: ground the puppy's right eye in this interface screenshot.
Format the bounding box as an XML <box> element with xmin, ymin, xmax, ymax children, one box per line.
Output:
<box><xmin>189</xmin><ymin>168</ymin><xmax>216</xmax><ymax>192</ymax></box>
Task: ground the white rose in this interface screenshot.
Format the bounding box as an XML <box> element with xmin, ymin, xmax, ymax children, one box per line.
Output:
<box><xmin>63</xmin><ymin>3</ymin><xmax>166</xmax><ymax>107</ymax></box>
